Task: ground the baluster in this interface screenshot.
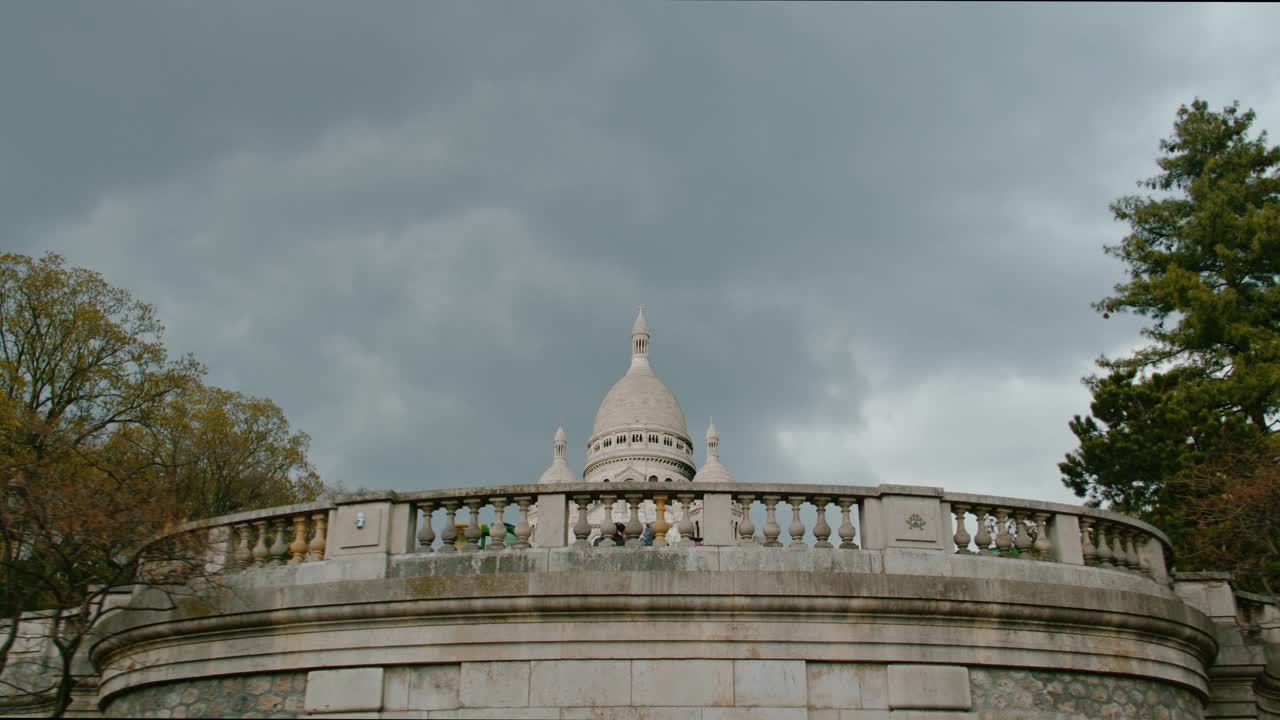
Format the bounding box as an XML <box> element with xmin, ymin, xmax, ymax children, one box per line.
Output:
<box><xmin>1117</xmin><ymin>526</ymin><xmax>1134</xmax><ymax>570</ymax></box>
<box><xmin>251</xmin><ymin>520</ymin><xmax>269</xmax><ymax>566</ymax></box>
<box><xmin>786</xmin><ymin>496</ymin><xmax>807</xmax><ymax>549</ymax></box>
<box><xmin>416</xmin><ymin>502</ymin><xmax>436</xmax><ymax>552</ymax></box>
<box><xmin>233</xmin><ymin>523</ymin><xmax>253</xmax><ymax>569</ymax></box>
<box><xmin>1033</xmin><ymin>512</ymin><xmax>1053</xmax><ymax>561</ymax></box>
<box><xmin>973</xmin><ymin>507</ymin><xmax>994</xmax><ymax>555</ymax></box>
<box><xmin>572</xmin><ymin>495</ymin><xmax>592</xmax><ymax>547</ymax></box>
<box><xmin>1109</xmin><ymin>526</ymin><xmax>1127</xmax><ymax>569</ymax></box>
<box><xmin>463</xmin><ymin>499</ymin><xmax>483</xmax><ymax>552</ymax></box>
<box><xmin>513</xmin><ymin>497</ymin><xmax>533</xmax><ymax>549</ymax></box>
<box><xmin>652</xmin><ymin>494</ymin><xmax>670</xmax><ymax>548</ymax></box>
<box><xmin>737</xmin><ymin>495</ymin><xmax>756</xmax><ymax>545</ymax></box>
<box><xmin>1013</xmin><ymin>511</ymin><xmax>1033</xmax><ymax>556</ymax></box>
<box><xmin>439</xmin><ymin>501</ymin><xmax>460</xmax><ymax>553</ymax></box>
<box><xmin>289</xmin><ymin>515</ymin><xmax>308</xmax><ymax>564</ymax></box>
<box><xmin>624</xmin><ymin>494</ymin><xmax>644</xmax><ymax>548</ymax></box>
<box><xmin>268</xmin><ymin>518</ymin><xmax>288</xmax><ymax>565</ymax></box>
<box><xmin>762</xmin><ymin>496</ymin><xmax>783</xmax><ymax>547</ymax></box>
<box><xmin>1079</xmin><ymin>517</ymin><xmax>1096</xmax><ymax>566</ymax></box>
<box><xmin>307</xmin><ymin>512</ymin><xmax>327</xmax><ymax>561</ymax></box>
<box><xmin>599</xmin><ymin>493</ymin><xmax>619</xmax><ymax>547</ymax></box>
<box><xmin>837</xmin><ymin>498</ymin><xmax>858</xmax><ymax>549</ymax></box>
<box><xmin>676</xmin><ymin>493</ymin><xmax>696</xmax><ymax>546</ymax></box>
<box><xmin>1095</xmin><ymin>522</ymin><xmax>1113</xmax><ymax>567</ymax></box>
<box><xmin>994</xmin><ymin>509</ymin><xmax>1013</xmax><ymax>556</ymax></box>
<box><xmin>812</xmin><ymin>497</ymin><xmax>832</xmax><ymax>549</ymax></box>
<box><xmin>952</xmin><ymin>504</ymin><xmax>971</xmax><ymax>554</ymax></box>
<box><xmin>488</xmin><ymin>497</ymin><xmax>509</xmax><ymax>552</ymax></box>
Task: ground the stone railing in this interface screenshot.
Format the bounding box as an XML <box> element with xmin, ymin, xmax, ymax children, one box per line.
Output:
<box><xmin>175</xmin><ymin>482</ymin><xmax>1172</xmax><ymax>582</ymax></box>
<box><xmin>173</xmin><ymin>500</ymin><xmax>334</xmax><ymax>572</ymax></box>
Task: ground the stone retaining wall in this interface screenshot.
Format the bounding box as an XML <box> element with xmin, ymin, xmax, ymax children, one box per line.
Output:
<box><xmin>103</xmin><ymin>672</ymin><xmax>306</xmax><ymax>719</ymax></box>
<box><xmin>100</xmin><ymin>662</ymin><xmax>1207</xmax><ymax>719</ymax></box>
<box><xmin>970</xmin><ymin>668</ymin><xmax>1203</xmax><ymax>720</ymax></box>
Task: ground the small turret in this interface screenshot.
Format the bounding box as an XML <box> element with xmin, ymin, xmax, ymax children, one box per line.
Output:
<box><xmin>693</xmin><ymin>418</ymin><xmax>734</xmax><ymax>483</ymax></box>
<box><xmin>538</xmin><ymin>425</ymin><xmax>576</xmax><ymax>484</ymax></box>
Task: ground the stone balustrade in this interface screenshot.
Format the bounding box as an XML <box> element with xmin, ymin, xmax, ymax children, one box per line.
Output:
<box><xmin>168</xmin><ymin>500</ymin><xmax>334</xmax><ymax>574</ymax></box>
<box><xmin>167</xmin><ymin>482</ymin><xmax>1171</xmax><ymax>585</ymax></box>
<box><xmin>87</xmin><ymin>483</ymin><xmax>1278</xmax><ymax>720</ymax></box>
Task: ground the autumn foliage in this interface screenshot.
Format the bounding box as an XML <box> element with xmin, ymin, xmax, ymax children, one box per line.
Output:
<box><xmin>0</xmin><ymin>252</ymin><xmax>321</xmax><ymax>715</ymax></box>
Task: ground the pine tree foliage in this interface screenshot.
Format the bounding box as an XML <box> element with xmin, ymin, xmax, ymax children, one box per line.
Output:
<box><xmin>1062</xmin><ymin>100</ymin><xmax>1280</xmax><ymax>590</ymax></box>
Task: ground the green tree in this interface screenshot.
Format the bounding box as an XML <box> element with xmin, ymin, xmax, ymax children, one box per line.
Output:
<box><xmin>0</xmin><ymin>252</ymin><xmax>323</xmax><ymax>715</ymax></box>
<box><xmin>1062</xmin><ymin>100</ymin><xmax>1280</xmax><ymax>587</ymax></box>
<box><xmin>107</xmin><ymin>383</ymin><xmax>323</xmax><ymax>518</ymax></box>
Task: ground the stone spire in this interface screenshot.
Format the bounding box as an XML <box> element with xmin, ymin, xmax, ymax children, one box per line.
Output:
<box><xmin>631</xmin><ymin>307</ymin><xmax>650</xmax><ymax>366</ymax></box>
<box><xmin>693</xmin><ymin>418</ymin><xmax>733</xmax><ymax>483</ymax></box>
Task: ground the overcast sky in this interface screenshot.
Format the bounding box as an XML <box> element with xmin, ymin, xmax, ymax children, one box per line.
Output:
<box><xmin>4</xmin><ymin>3</ymin><xmax>1279</xmax><ymax>504</ymax></box>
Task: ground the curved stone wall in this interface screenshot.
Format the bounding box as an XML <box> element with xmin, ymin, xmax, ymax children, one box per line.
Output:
<box><xmin>92</xmin><ymin>546</ymin><xmax>1217</xmax><ymax>718</ymax></box>
<box><xmin>103</xmin><ymin>672</ymin><xmax>306</xmax><ymax>719</ymax></box>
<box><xmin>970</xmin><ymin>669</ymin><xmax>1202</xmax><ymax>720</ymax></box>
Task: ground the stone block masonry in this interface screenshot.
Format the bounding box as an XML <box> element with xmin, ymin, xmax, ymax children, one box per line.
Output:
<box><xmin>969</xmin><ymin>668</ymin><xmax>1203</xmax><ymax>720</ymax></box>
<box><xmin>103</xmin><ymin>672</ymin><xmax>306</xmax><ymax>718</ymax></box>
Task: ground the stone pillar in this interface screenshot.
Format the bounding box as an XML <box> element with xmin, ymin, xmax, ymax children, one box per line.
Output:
<box><xmin>1048</xmin><ymin>513</ymin><xmax>1083</xmax><ymax>566</ymax></box>
<box><xmin>330</xmin><ymin>493</ymin><xmax>400</xmax><ymax>561</ymax></box>
<box><xmin>1140</xmin><ymin>536</ymin><xmax>1169</xmax><ymax>582</ymax></box>
<box><xmin>858</xmin><ymin>498</ymin><xmax>884</xmax><ymax>550</ymax></box>
<box><xmin>531</xmin><ymin>494</ymin><xmax>568</xmax><ymax>549</ymax></box>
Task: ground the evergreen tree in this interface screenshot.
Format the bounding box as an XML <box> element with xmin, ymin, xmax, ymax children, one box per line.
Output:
<box><xmin>1062</xmin><ymin>100</ymin><xmax>1279</xmax><ymax>587</ymax></box>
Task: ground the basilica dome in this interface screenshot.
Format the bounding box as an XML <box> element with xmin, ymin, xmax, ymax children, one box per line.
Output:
<box><xmin>592</xmin><ymin>364</ymin><xmax>689</xmax><ymax>438</ymax></box>
<box><xmin>582</xmin><ymin>310</ymin><xmax>696</xmax><ymax>484</ymax></box>
<box><xmin>591</xmin><ymin>309</ymin><xmax>689</xmax><ymax>439</ymax></box>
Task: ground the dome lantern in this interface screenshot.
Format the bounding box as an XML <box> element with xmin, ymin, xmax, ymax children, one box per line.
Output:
<box><xmin>631</xmin><ymin>307</ymin><xmax>650</xmax><ymax>365</ymax></box>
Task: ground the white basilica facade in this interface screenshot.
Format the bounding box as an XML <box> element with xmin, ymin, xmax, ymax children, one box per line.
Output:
<box><xmin>530</xmin><ymin>310</ymin><xmax>738</xmax><ymax>544</ymax></box>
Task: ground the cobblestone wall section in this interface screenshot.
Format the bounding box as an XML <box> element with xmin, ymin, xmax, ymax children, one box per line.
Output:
<box><xmin>971</xmin><ymin>668</ymin><xmax>1203</xmax><ymax>720</ymax></box>
<box><xmin>105</xmin><ymin>672</ymin><xmax>306</xmax><ymax>718</ymax></box>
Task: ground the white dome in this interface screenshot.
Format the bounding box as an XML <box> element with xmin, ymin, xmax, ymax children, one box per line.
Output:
<box><xmin>592</xmin><ymin>363</ymin><xmax>689</xmax><ymax>438</ymax></box>
<box><xmin>692</xmin><ymin>458</ymin><xmax>733</xmax><ymax>483</ymax></box>
<box><xmin>583</xmin><ymin>312</ymin><xmax>696</xmax><ymax>485</ymax></box>
<box><xmin>538</xmin><ymin>460</ymin><xmax>576</xmax><ymax>485</ymax></box>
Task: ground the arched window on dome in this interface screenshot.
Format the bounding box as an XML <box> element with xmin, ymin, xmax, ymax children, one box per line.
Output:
<box><xmin>648</xmin><ymin>434</ymin><xmax>658</xmax><ymax>443</ymax></box>
<box><xmin>663</xmin><ymin>436</ymin><xmax>673</xmax><ymax>447</ymax></box>
<box><xmin>602</xmin><ymin>478</ymin><xmax>610</xmax><ymax>482</ymax></box>
<box><xmin>632</xmin><ymin>433</ymin><xmax>642</xmax><ymax>443</ymax></box>
<box><xmin>617</xmin><ymin>435</ymin><xmax>626</xmax><ymax>445</ymax></box>
<box><xmin>648</xmin><ymin>476</ymin><xmax>658</xmax><ymax>483</ymax></box>
<box><xmin>664</xmin><ymin>477</ymin><xmax>672</xmax><ymax>482</ymax></box>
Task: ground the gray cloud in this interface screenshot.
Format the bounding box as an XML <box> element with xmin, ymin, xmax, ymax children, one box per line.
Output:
<box><xmin>4</xmin><ymin>3</ymin><xmax>1278</xmax><ymax>502</ymax></box>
